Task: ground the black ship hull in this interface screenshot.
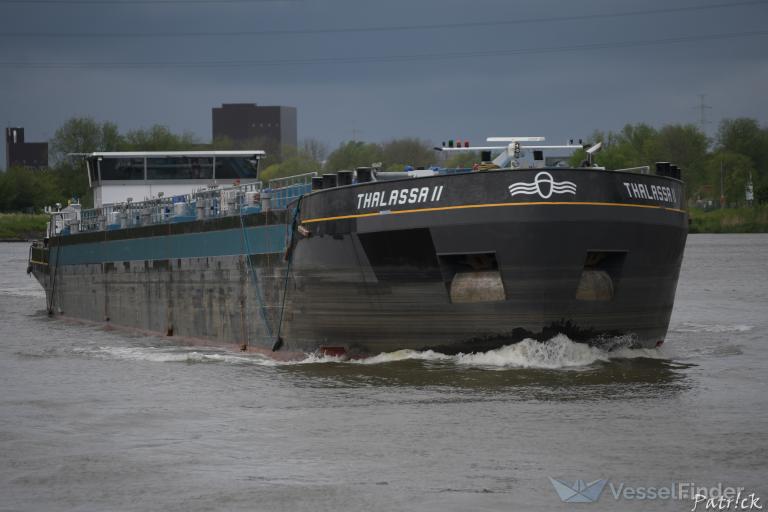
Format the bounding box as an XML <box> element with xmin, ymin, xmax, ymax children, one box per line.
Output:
<box><xmin>285</xmin><ymin>168</ymin><xmax>687</xmax><ymax>354</ymax></box>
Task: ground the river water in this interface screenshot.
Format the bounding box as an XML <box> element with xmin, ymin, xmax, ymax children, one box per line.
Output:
<box><xmin>1</xmin><ymin>235</ymin><xmax>766</xmax><ymax>512</ymax></box>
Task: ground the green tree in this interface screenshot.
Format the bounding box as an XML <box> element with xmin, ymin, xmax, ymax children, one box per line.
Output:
<box><xmin>441</xmin><ymin>151</ymin><xmax>481</xmax><ymax>168</ymax></box>
<box><xmin>325</xmin><ymin>141</ymin><xmax>384</xmax><ymax>171</ymax></box>
<box><xmin>619</xmin><ymin>123</ymin><xmax>658</xmax><ymax>159</ymax></box>
<box><xmin>381</xmin><ymin>138</ymin><xmax>434</xmax><ymax>170</ymax></box>
<box><xmin>569</xmin><ymin>129</ymin><xmax>634</xmax><ymax>169</ymax></box>
<box><xmin>647</xmin><ymin>124</ymin><xmax>708</xmax><ymax>169</ymax></box>
<box><xmin>258</xmin><ymin>146</ymin><xmax>320</xmax><ymax>182</ymax></box>
<box><xmin>717</xmin><ymin>118</ymin><xmax>768</xmax><ymax>172</ymax></box>
<box><xmin>755</xmin><ymin>184</ymin><xmax>768</xmax><ymax>205</ymax></box>
<box><xmin>0</xmin><ymin>166</ymin><xmax>60</xmax><ymax>212</ymax></box>
<box><xmin>120</xmin><ymin>125</ymin><xmax>199</xmax><ymax>151</ymax></box>
<box><xmin>54</xmin><ymin>161</ymin><xmax>92</xmax><ymax>207</ymax></box>
<box><xmin>50</xmin><ymin>117</ymin><xmax>121</xmax><ymax>163</ymax></box>
<box><xmin>645</xmin><ymin>124</ymin><xmax>709</xmax><ymax>193</ymax></box>
<box><xmin>701</xmin><ymin>152</ymin><xmax>756</xmax><ymax>206</ymax></box>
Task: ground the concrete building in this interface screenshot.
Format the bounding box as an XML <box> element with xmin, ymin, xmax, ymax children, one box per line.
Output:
<box><xmin>212</xmin><ymin>103</ymin><xmax>297</xmax><ymax>152</ymax></box>
<box><xmin>5</xmin><ymin>127</ymin><xmax>48</xmax><ymax>169</ymax></box>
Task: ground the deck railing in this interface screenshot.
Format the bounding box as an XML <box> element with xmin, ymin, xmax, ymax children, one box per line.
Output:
<box><xmin>63</xmin><ymin>173</ymin><xmax>317</xmax><ymax>235</ymax></box>
<box><xmin>268</xmin><ymin>172</ymin><xmax>316</xmax><ymax>210</ymax></box>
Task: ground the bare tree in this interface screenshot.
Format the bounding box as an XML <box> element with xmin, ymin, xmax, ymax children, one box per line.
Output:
<box><xmin>301</xmin><ymin>138</ymin><xmax>329</xmax><ymax>163</ymax></box>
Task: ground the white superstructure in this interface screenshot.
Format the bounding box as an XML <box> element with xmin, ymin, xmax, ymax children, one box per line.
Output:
<box><xmin>83</xmin><ymin>151</ymin><xmax>265</xmax><ymax>207</ymax></box>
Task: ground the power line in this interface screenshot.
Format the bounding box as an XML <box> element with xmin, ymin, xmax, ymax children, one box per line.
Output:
<box><xmin>0</xmin><ymin>29</ymin><xmax>765</xmax><ymax>69</ymax></box>
<box><xmin>1</xmin><ymin>0</ymin><xmax>766</xmax><ymax>36</ymax></box>
<box><xmin>0</xmin><ymin>0</ymin><xmax>294</xmax><ymax>4</ymax></box>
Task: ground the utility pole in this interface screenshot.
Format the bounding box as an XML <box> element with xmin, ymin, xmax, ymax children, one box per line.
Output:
<box><xmin>720</xmin><ymin>159</ymin><xmax>725</xmax><ymax>209</ymax></box>
<box><xmin>696</xmin><ymin>94</ymin><xmax>712</xmax><ymax>135</ymax></box>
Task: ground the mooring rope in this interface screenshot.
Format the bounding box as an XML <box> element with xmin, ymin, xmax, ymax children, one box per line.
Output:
<box><xmin>273</xmin><ymin>194</ymin><xmax>304</xmax><ymax>351</ymax></box>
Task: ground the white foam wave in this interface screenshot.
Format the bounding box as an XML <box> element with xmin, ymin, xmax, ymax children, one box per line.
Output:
<box><xmin>345</xmin><ymin>334</ymin><xmax>663</xmax><ymax>369</ymax></box>
<box><xmin>454</xmin><ymin>335</ymin><xmax>662</xmax><ymax>369</ymax></box>
<box><xmin>455</xmin><ymin>337</ymin><xmax>607</xmax><ymax>368</ymax></box>
<box><xmin>92</xmin><ymin>346</ymin><xmax>356</xmax><ymax>366</ymax></box>
<box><xmin>84</xmin><ymin>334</ymin><xmax>663</xmax><ymax>369</ymax></box>
<box><xmin>92</xmin><ymin>346</ymin><xmax>283</xmax><ymax>366</ymax></box>
<box><xmin>351</xmin><ymin>349</ymin><xmax>452</xmax><ymax>365</ymax></box>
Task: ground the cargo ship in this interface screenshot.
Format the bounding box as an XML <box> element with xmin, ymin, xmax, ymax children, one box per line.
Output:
<box><xmin>28</xmin><ymin>138</ymin><xmax>688</xmax><ymax>358</ymax></box>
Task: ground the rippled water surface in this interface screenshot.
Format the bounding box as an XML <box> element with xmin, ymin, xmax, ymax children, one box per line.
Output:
<box><xmin>1</xmin><ymin>235</ymin><xmax>767</xmax><ymax>511</ymax></box>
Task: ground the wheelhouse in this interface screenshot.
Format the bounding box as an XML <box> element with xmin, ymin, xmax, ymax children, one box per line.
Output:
<box><xmin>85</xmin><ymin>150</ymin><xmax>264</xmax><ymax>207</ymax></box>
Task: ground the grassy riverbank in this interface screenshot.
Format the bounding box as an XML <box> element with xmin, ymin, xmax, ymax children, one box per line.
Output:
<box><xmin>688</xmin><ymin>206</ymin><xmax>768</xmax><ymax>233</ymax></box>
<box><xmin>0</xmin><ymin>214</ymin><xmax>47</xmax><ymax>241</ymax></box>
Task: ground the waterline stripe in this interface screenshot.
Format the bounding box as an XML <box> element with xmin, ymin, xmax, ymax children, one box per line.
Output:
<box><xmin>300</xmin><ymin>201</ymin><xmax>687</xmax><ymax>224</ymax></box>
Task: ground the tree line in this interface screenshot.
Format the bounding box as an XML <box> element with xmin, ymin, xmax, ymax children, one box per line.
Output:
<box><xmin>1</xmin><ymin>116</ymin><xmax>766</xmax><ymax>212</ymax></box>
<box><xmin>570</xmin><ymin>119</ymin><xmax>768</xmax><ymax>207</ymax></box>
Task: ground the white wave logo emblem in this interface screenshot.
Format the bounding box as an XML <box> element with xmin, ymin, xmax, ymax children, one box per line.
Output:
<box><xmin>508</xmin><ymin>171</ymin><xmax>577</xmax><ymax>199</ymax></box>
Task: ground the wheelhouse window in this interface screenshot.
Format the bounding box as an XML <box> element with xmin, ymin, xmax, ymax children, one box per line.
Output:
<box><xmin>214</xmin><ymin>157</ymin><xmax>259</xmax><ymax>179</ymax></box>
<box><xmin>147</xmin><ymin>157</ymin><xmax>214</xmax><ymax>180</ymax></box>
<box><xmin>99</xmin><ymin>158</ymin><xmax>145</xmax><ymax>181</ymax></box>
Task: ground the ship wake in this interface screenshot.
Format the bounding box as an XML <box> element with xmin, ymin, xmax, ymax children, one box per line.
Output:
<box><xmin>89</xmin><ymin>334</ymin><xmax>664</xmax><ymax>369</ymax></box>
<box><xmin>349</xmin><ymin>334</ymin><xmax>663</xmax><ymax>369</ymax></box>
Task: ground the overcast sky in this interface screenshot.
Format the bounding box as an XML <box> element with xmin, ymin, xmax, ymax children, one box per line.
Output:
<box><xmin>1</xmin><ymin>0</ymin><xmax>767</xmax><ymax>165</ymax></box>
